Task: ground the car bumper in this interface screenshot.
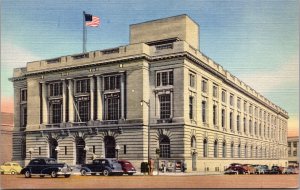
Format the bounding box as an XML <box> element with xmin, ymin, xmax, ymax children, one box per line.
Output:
<box><xmin>57</xmin><ymin>171</ymin><xmax>72</xmax><ymax>175</ymax></box>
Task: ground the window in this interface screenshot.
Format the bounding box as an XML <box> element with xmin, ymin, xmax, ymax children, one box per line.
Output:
<box><xmin>288</xmin><ymin>150</ymin><xmax>291</xmax><ymax>156</ymax></box>
<box><xmin>21</xmin><ymin>140</ymin><xmax>26</xmax><ymax>160</ymax></box>
<box><xmin>159</xmin><ymin>136</ymin><xmax>170</xmax><ymax>158</ymax></box>
<box><xmin>189</xmin><ymin>73</ymin><xmax>195</xmax><ymax>88</ymax></box>
<box><xmin>244</xmin><ymin>101</ymin><xmax>247</xmax><ymax>113</ymax></box>
<box><xmin>39</xmin><ymin>147</ymin><xmax>41</xmax><ymax>155</ymax></box>
<box><xmin>21</xmin><ymin>105</ymin><xmax>27</xmax><ymax>128</ymax></box>
<box><xmin>159</xmin><ymin>94</ymin><xmax>171</xmax><ymax>119</ymax></box>
<box><xmin>250</xmin><ymin>146</ymin><xmax>253</xmax><ymax>157</ymax></box>
<box><xmin>254</xmin><ymin>122</ymin><xmax>257</xmax><ymax>135</ymax></box>
<box><xmin>21</xmin><ymin>89</ymin><xmax>27</xmax><ymax>102</ymax></box>
<box><xmin>203</xmin><ymin>139</ymin><xmax>208</xmax><ymax>157</ymax></box>
<box><xmin>104</xmin><ymin>75</ymin><xmax>121</xmax><ymax>90</ymax></box>
<box><xmin>222</xmin><ymin>141</ymin><xmax>226</xmax><ymax>158</ymax></box>
<box><xmin>76</xmin><ymin>79</ymin><xmax>90</xmax><ymax>93</ymax></box>
<box><xmin>221</xmin><ymin>109</ymin><xmax>225</xmax><ymax>128</ymax></box>
<box><xmin>238</xmin><ymin>144</ymin><xmax>241</xmax><ymax>158</ymax></box>
<box><xmin>221</xmin><ymin>90</ymin><xmax>226</xmax><ymax>102</ymax></box>
<box><xmin>156</xmin><ymin>70</ymin><xmax>173</xmax><ymax>87</ymax></box>
<box><xmin>213</xmin><ymin>85</ymin><xmax>218</xmax><ymax>98</ymax></box>
<box><xmin>201</xmin><ymin>79</ymin><xmax>208</xmax><ymax>93</ymax></box>
<box><xmin>231</xmin><ymin>143</ymin><xmax>234</xmax><ymax>158</ymax></box>
<box><xmin>214</xmin><ymin>140</ymin><xmax>218</xmax><ymax>158</ymax></box>
<box><xmin>237</xmin><ymin>98</ymin><xmax>241</xmax><ymax>109</ymax></box>
<box><xmin>202</xmin><ymin>101</ymin><xmax>207</xmax><ymax>123</ymax></box>
<box><xmin>213</xmin><ymin>105</ymin><xmax>217</xmax><ymax>126</ymax></box>
<box><xmin>76</xmin><ymin>97</ymin><xmax>90</xmax><ymax>122</ymax></box>
<box><xmin>49</xmin><ymin>82</ymin><xmax>62</xmax><ymax>96</ymax></box>
<box><xmin>249</xmin><ymin>119</ymin><xmax>252</xmax><ymax>134</ymax></box>
<box><xmin>51</xmin><ymin>102</ymin><xmax>62</xmax><ymax>123</ymax></box>
<box><xmin>293</xmin><ymin>142</ymin><xmax>297</xmax><ymax>147</ymax></box>
<box><xmin>229</xmin><ymin>112</ymin><xmax>233</xmax><ymax>131</ymax></box>
<box><xmin>104</xmin><ymin>94</ymin><xmax>120</xmax><ymax>120</ymax></box>
<box><xmin>189</xmin><ymin>96</ymin><xmax>194</xmax><ymax>119</ymax></box>
<box><xmin>237</xmin><ymin>115</ymin><xmax>240</xmax><ymax>132</ymax></box>
<box><xmin>259</xmin><ymin>124</ymin><xmax>261</xmax><ymax>136</ymax></box>
<box><xmin>245</xmin><ymin>145</ymin><xmax>247</xmax><ymax>158</ymax></box>
<box><xmin>124</xmin><ymin>145</ymin><xmax>127</xmax><ymax>154</ymax></box>
<box><xmin>243</xmin><ymin>117</ymin><xmax>247</xmax><ymax>133</ymax></box>
<box><xmin>249</xmin><ymin>105</ymin><xmax>253</xmax><ymax>114</ymax></box>
<box><xmin>230</xmin><ymin>94</ymin><xmax>234</xmax><ymax>106</ymax></box>
<box><xmin>93</xmin><ymin>146</ymin><xmax>96</xmax><ymax>154</ymax></box>
<box><xmin>65</xmin><ymin>146</ymin><xmax>67</xmax><ymax>155</ymax></box>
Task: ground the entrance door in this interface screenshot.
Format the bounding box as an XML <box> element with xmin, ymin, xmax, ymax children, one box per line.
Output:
<box><xmin>76</xmin><ymin>137</ymin><xmax>86</xmax><ymax>165</ymax></box>
<box><xmin>192</xmin><ymin>153</ymin><xmax>197</xmax><ymax>171</ymax></box>
<box><xmin>104</xmin><ymin>136</ymin><xmax>115</xmax><ymax>158</ymax></box>
<box><xmin>49</xmin><ymin>138</ymin><xmax>58</xmax><ymax>160</ymax></box>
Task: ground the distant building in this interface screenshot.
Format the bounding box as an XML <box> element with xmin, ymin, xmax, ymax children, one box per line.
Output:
<box><xmin>10</xmin><ymin>15</ymin><xmax>288</xmax><ymax>171</ymax></box>
<box><xmin>287</xmin><ymin>136</ymin><xmax>299</xmax><ymax>167</ymax></box>
<box><xmin>0</xmin><ymin>112</ymin><xmax>13</xmax><ymax>163</ymax></box>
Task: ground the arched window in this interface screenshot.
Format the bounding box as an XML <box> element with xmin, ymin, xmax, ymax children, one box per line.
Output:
<box><xmin>159</xmin><ymin>135</ymin><xmax>170</xmax><ymax>158</ymax></box>
<box><xmin>203</xmin><ymin>139</ymin><xmax>208</xmax><ymax>157</ymax></box>
<box><xmin>231</xmin><ymin>142</ymin><xmax>234</xmax><ymax>158</ymax></box>
<box><xmin>222</xmin><ymin>141</ymin><xmax>226</xmax><ymax>158</ymax></box>
<box><xmin>214</xmin><ymin>140</ymin><xmax>218</xmax><ymax>158</ymax></box>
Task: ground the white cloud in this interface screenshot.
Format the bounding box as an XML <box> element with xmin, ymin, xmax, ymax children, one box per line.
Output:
<box><xmin>1</xmin><ymin>41</ymin><xmax>40</xmax><ymax>68</ymax></box>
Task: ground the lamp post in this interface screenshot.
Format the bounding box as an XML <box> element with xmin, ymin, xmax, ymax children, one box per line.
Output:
<box><xmin>28</xmin><ymin>148</ymin><xmax>34</xmax><ymax>161</ymax></box>
<box><xmin>115</xmin><ymin>144</ymin><xmax>120</xmax><ymax>160</ymax></box>
<box><xmin>140</xmin><ymin>99</ymin><xmax>150</xmax><ymax>162</ymax></box>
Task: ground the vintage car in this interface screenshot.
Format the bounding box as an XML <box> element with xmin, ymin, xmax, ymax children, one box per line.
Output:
<box><xmin>80</xmin><ymin>158</ymin><xmax>123</xmax><ymax>176</ymax></box>
<box><xmin>0</xmin><ymin>162</ymin><xmax>22</xmax><ymax>175</ymax></box>
<box><xmin>267</xmin><ymin>166</ymin><xmax>284</xmax><ymax>174</ymax></box>
<box><xmin>118</xmin><ymin>160</ymin><xmax>136</xmax><ymax>175</ymax></box>
<box><xmin>254</xmin><ymin>165</ymin><xmax>269</xmax><ymax>174</ymax></box>
<box><xmin>242</xmin><ymin>164</ymin><xmax>256</xmax><ymax>174</ymax></box>
<box><xmin>224</xmin><ymin>165</ymin><xmax>247</xmax><ymax>175</ymax></box>
<box><xmin>20</xmin><ymin>158</ymin><xmax>72</xmax><ymax>178</ymax></box>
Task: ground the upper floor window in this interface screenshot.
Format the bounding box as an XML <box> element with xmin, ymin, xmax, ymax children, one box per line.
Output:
<box><xmin>293</xmin><ymin>142</ymin><xmax>297</xmax><ymax>147</ymax></box>
<box><xmin>249</xmin><ymin>105</ymin><xmax>253</xmax><ymax>114</ymax></box>
<box><xmin>201</xmin><ymin>79</ymin><xmax>208</xmax><ymax>93</ymax></box>
<box><xmin>189</xmin><ymin>73</ymin><xmax>195</xmax><ymax>88</ymax></box>
<box><xmin>49</xmin><ymin>82</ymin><xmax>62</xmax><ymax>97</ymax></box>
<box><xmin>76</xmin><ymin>79</ymin><xmax>90</xmax><ymax>94</ymax></box>
<box><xmin>244</xmin><ymin>101</ymin><xmax>247</xmax><ymax>113</ymax></box>
<box><xmin>213</xmin><ymin>85</ymin><xmax>218</xmax><ymax>98</ymax></box>
<box><xmin>237</xmin><ymin>115</ymin><xmax>240</xmax><ymax>132</ymax></box>
<box><xmin>213</xmin><ymin>105</ymin><xmax>217</xmax><ymax>126</ymax></box>
<box><xmin>189</xmin><ymin>96</ymin><xmax>194</xmax><ymax>119</ymax></box>
<box><xmin>156</xmin><ymin>70</ymin><xmax>173</xmax><ymax>87</ymax></box>
<box><xmin>159</xmin><ymin>94</ymin><xmax>171</xmax><ymax>119</ymax></box>
<box><xmin>229</xmin><ymin>112</ymin><xmax>233</xmax><ymax>130</ymax></box>
<box><xmin>221</xmin><ymin>109</ymin><xmax>225</xmax><ymax>128</ymax></box>
<box><xmin>202</xmin><ymin>101</ymin><xmax>207</xmax><ymax>123</ymax></box>
<box><xmin>221</xmin><ymin>90</ymin><xmax>226</xmax><ymax>103</ymax></box>
<box><xmin>21</xmin><ymin>89</ymin><xmax>27</xmax><ymax>102</ymax></box>
<box><xmin>230</xmin><ymin>94</ymin><xmax>234</xmax><ymax>106</ymax></box>
<box><xmin>237</xmin><ymin>98</ymin><xmax>241</xmax><ymax>109</ymax></box>
<box><xmin>104</xmin><ymin>75</ymin><xmax>120</xmax><ymax>90</ymax></box>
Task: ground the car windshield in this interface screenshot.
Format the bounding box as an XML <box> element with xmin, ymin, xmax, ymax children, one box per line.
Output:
<box><xmin>46</xmin><ymin>159</ymin><xmax>57</xmax><ymax>164</ymax></box>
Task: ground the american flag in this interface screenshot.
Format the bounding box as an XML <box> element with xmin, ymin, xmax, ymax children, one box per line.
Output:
<box><xmin>85</xmin><ymin>13</ymin><xmax>100</xmax><ymax>27</ymax></box>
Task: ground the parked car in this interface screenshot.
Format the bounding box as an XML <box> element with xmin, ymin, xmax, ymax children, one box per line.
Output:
<box><xmin>224</xmin><ymin>166</ymin><xmax>247</xmax><ymax>175</ymax></box>
<box><xmin>268</xmin><ymin>166</ymin><xmax>284</xmax><ymax>174</ymax></box>
<box><xmin>80</xmin><ymin>158</ymin><xmax>123</xmax><ymax>176</ymax></box>
<box><xmin>254</xmin><ymin>165</ymin><xmax>269</xmax><ymax>174</ymax></box>
<box><xmin>0</xmin><ymin>162</ymin><xmax>22</xmax><ymax>175</ymax></box>
<box><xmin>118</xmin><ymin>160</ymin><xmax>136</xmax><ymax>175</ymax></box>
<box><xmin>283</xmin><ymin>166</ymin><xmax>297</xmax><ymax>174</ymax></box>
<box><xmin>242</xmin><ymin>164</ymin><xmax>256</xmax><ymax>174</ymax></box>
<box><xmin>20</xmin><ymin>158</ymin><xmax>72</xmax><ymax>178</ymax></box>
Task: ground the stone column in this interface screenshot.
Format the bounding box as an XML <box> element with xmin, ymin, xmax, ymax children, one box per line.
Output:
<box><xmin>96</xmin><ymin>76</ymin><xmax>103</xmax><ymax>121</ymax></box>
<box><xmin>62</xmin><ymin>80</ymin><xmax>66</xmax><ymax>123</ymax></box>
<box><xmin>42</xmin><ymin>82</ymin><xmax>48</xmax><ymax>124</ymax></box>
<box><xmin>120</xmin><ymin>72</ymin><xmax>125</xmax><ymax>119</ymax></box>
<box><xmin>90</xmin><ymin>76</ymin><xmax>94</xmax><ymax>121</ymax></box>
<box><xmin>68</xmin><ymin>79</ymin><xmax>75</xmax><ymax>122</ymax></box>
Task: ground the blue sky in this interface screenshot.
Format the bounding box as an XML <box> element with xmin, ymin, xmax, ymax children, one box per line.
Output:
<box><xmin>1</xmin><ymin>0</ymin><xmax>299</xmax><ymax>135</ymax></box>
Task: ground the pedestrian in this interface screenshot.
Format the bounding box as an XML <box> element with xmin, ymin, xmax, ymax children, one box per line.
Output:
<box><xmin>148</xmin><ymin>158</ymin><xmax>154</xmax><ymax>176</ymax></box>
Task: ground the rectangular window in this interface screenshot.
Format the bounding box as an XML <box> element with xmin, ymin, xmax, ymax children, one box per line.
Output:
<box><xmin>93</xmin><ymin>146</ymin><xmax>96</xmax><ymax>154</ymax></box>
<box><xmin>249</xmin><ymin>105</ymin><xmax>253</xmax><ymax>114</ymax></box>
<box><xmin>229</xmin><ymin>112</ymin><xmax>233</xmax><ymax>131</ymax></box>
<box><xmin>237</xmin><ymin>115</ymin><xmax>240</xmax><ymax>132</ymax></box>
<box><xmin>160</xmin><ymin>144</ymin><xmax>170</xmax><ymax>158</ymax></box>
<box><xmin>49</xmin><ymin>82</ymin><xmax>63</xmax><ymax>97</ymax></box>
<box><xmin>201</xmin><ymin>79</ymin><xmax>207</xmax><ymax>93</ymax></box>
<box><xmin>21</xmin><ymin>89</ymin><xmax>27</xmax><ymax>102</ymax></box>
<box><xmin>159</xmin><ymin>94</ymin><xmax>171</xmax><ymax>119</ymax></box>
<box><xmin>39</xmin><ymin>147</ymin><xmax>41</xmax><ymax>155</ymax></box>
<box><xmin>21</xmin><ymin>105</ymin><xmax>27</xmax><ymax>128</ymax></box>
<box><xmin>243</xmin><ymin>117</ymin><xmax>246</xmax><ymax>133</ymax></box>
<box><xmin>213</xmin><ymin>85</ymin><xmax>218</xmax><ymax>98</ymax></box>
<box><xmin>237</xmin><ymin>98</ymin><xmax>241</xmax><ymax>109</ymax></box>
<box><xmin>189</xmin><ymin>73</ymin><xmax>195</xmax><ymax>88</ymax></box>
<box><xmin>221</xmin><ymin>90</ymin><xmax>226</xmax><ymax>103</ymax></box>
<box><xmin>230</xmin><ymin>94</ymin><xmax>234</xmax><ymax>106</ymax></box>
<box><xmin>293</xmin><ymin>151</ymin><xmax>297</xmax><ymax>156</ymax></box>
<box><xmin>76</xmin><ymin>79</ymin><xmax>90</xmax><ymax>93</ymax></box>
<box><xmin>213</xmin><ymin>105</ymin><xmax>217</xmax><ymax>126</ymax></box>
<box><xmin>105</xmin><ymin>94</ymin><xmax>120</xmax><ymax>120</ymax></box>
<box><xmin>76</xmin><ymin>98</ymin><xmax>90</xmax><ymax>122</ymax></box>
<box><xmin>156</xmin><ymin>70</ymin><xmax>173</xmax><ymax>87</ymax></box>
<box><xmin>124</xmin><ymin>145</ymin><xmax>127</xmax><ymax>154</ymax></box>
<box><xmin>104</xmin><ymin>75</ymin><xmax>121</xmax><ymax>90</ymax></box>
<box><xmin>202</xmin><ymin>101</ymin><xmax>206</xmax><ymax>123</ymax></box>
<box><xmin>65</xmin><ymin>146</ymin><xmax>67</xmax><ymax>155</ymax></box>
<box><xmin>244</xmin><ymin>101</ymin><xmax>247</xmax><ymax>113</ymax></box>
<box><xmin>221</xmin><ymin>109</ymin><xmax>225</xmax><ymax>128</ymax></box>
<box><xmin>293</xmin><ymin>142</ymin><xmax>297</xmax><ymax>147</ymax></box>
<box><xmin>189</xmin><ymin>96</ymin><xmax>194</xmax><ymax>119</ymax></box>
<box><xmin>51</xmin><ymin>103</ymin><xmax>62</xmax><ymax>123</ymax></box>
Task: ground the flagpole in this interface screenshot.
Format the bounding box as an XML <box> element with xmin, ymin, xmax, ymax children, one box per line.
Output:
<box><xmin>83</xmin><ymin>11</ymin><xmax>86</xmax><ymax>53</ymax></box>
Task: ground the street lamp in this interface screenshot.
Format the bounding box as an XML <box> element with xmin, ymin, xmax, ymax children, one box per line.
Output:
<box><xmin>115</xmin><ymin>144</ymin><xmax>120</xmax><ymax>160</ymax></box>
<box><xmin>140</xmin><ymin>99</ymin><xmax>150</xmax><ymax>162</ymax></box>
<box><xmin>28</xmin><ymin>148</ymin><xmax>34</xmax><ymax>161</ymax></box>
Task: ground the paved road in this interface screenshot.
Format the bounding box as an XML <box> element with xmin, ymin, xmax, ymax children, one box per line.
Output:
<box><xmin>0</xmin><ymin>174</ymin><xmax>298</xmax><ymax>189</ymax></box>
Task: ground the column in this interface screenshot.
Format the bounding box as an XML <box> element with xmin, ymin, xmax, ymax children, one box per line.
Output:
<box><xmin>120</xmin><ymin>72</ymin><xmax>125</xmax><ymax>119</ymax></box>
<box><xmin>62</xmin><ymin>80</ymin><xmax>66</xmax><ymax>123</ymax></box>
<box><xmin>96</xmin><ymin>76</ymin><xmax>103</xmax><ymax>120</ymax></box>
<box><xmin>90</xmin><ymin>76</ymin><xmax>94</xmax><ymax>121</ymax></box>
<box><xmin>68</xmin><ymin>79</ymin><xmax>75</xmax><ymax>122</ymax></box>
<box><xmin>42</xmin><ymin>82</ymin><xmax>48</xmax><ymax>124</ymax></box>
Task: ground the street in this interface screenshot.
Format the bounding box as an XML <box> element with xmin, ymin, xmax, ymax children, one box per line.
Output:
<box><xmin>0</xmin><ymin>174</ymin><xmax>298</xmax><ymax>189</ymax></box>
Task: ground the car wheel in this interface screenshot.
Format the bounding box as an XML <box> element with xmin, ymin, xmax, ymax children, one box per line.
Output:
<box><xmin>64</xmin><ymin>174</ymin><xmax>71</xmax><ymax>178</ymax></box>
<box><xmin>24</xmin><ymin>171</ymin><xmax>31</xmax><ymax>178</ymax></box>
<box><xmin>50</xmin><ymin>171</ymin><xmax>57</xmax><ymax>178</ymax></box>
<box><xmin>10</xmin><ymin>170</ymin><xmax>16</xmax><ymax>175</ymax></box>
<box><xmin>102</xmin><ymin>169</ymin><xmax>110</xmax><ymax>176</ymax></box>
<box><xmin>81</xmin><ymin>170</ymin><xmax>87</xmax><ymax>176</ymax></box>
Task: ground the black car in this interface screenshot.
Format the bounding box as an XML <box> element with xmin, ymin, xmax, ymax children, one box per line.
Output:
<box><xmin>268</xmin><ymin>166</ymin><xmax>284</xmax><ymax>174</ymax></box>
<box><xmin>80</xmin><ymin>158</ymin><xmax>123</xmax><ymax>176</ymax></box>
<box><xmin>20</xmin><ymin>158</ymin><xmax>72</xmax><ymax>178</ymax></box>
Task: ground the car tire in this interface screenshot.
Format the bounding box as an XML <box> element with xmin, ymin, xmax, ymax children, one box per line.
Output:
<box><xmin>81</xmin><ymin>170</ymin><xmax>87</xmax><ymax>176</ymax></box>
<box><xmin>24</xmin><ymin>171</ymin><xmax>31</xmax><ymax>178</ymax></box>
<box><xmin>102</xmin><ymin>169</ymin><xmax>110</xmax><ymax>176</ymax></box>
<box><xmin>50</xmin><ymin>171</ymin><xmax>57</xmax><ymax>178</ymax></box>
<box><xmin>10</xmin><ymin>170</ymin><xmax>16</xmax><ymax>175</ymax></box>
<box><xmin>64</xmin><ymin>174</ymin><xmax>71</xmax><ymax>178</ymax></box>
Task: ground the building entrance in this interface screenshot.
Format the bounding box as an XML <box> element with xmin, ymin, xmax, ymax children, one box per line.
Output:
<box><xmin>104</xmin><ymin>136</ymin><xmax>116</xmax><ymax>158</ymax></box>
<box><xmin>76</xmin><ymin>137</ymin><xmax>86</xmax><ymax>165</ymax></box>
<box><xmin>49</xmin><ymin>138</ymin><xmax>58</xmax><ymax>160</ymax></box>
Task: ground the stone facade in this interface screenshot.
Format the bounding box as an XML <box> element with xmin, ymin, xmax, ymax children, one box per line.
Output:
<box><xmin>287</xmin><ymin>136</ymin><xmax>299</xmax><ymax>167</ymax></box>
<box><xmin>10</xmin><ymin>14</ymin><xmax>289</xmax><ymax>171</ymax></box>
